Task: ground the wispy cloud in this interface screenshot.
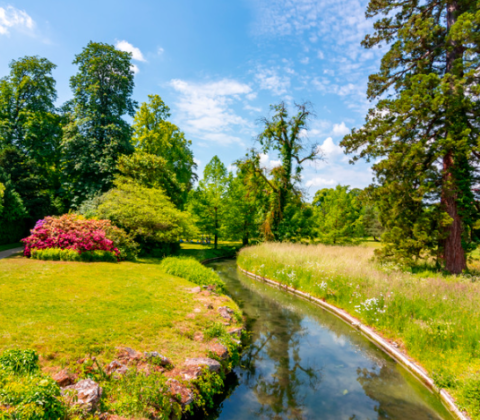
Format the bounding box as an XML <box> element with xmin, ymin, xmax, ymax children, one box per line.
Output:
<box><xmin>255</xmin><ymin>67</ymin><xmax>290</xmax><ymax>95</ymax></box>
<box><xmin>115</xmin><ymin>40</ymin><xmax>147</xmax><ymax>62</ymax></box>
<box><xmin>169</xmin><ymin>79</ymin><xmax>254</xmax><ymax>145</ymax></box>
<box><xmin>0</xmin><ymin>6</ymin><xmax>34</xmax><ymax>36</ymax></box>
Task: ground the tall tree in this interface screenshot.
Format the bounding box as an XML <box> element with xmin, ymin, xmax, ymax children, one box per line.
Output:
<box><xmin>132</xmin><ymin>94</ymin><xmax>197</xmax><ymax>205</ymax></box>
<box><xmin>341</xmin><ymin>0</ymin><xmax>480</xmax><ymax>273</ymax></box>
<box><xmin>238</xmin><ymin>102</ymin><xmax>322</xmax><ymax>241</ymax></box>
<box><xmin>61</xmin><ymin>42</ymin><xmax>136</xmax><ymax>206</ymax></box>
<box><xmin>0</xmin><ymin>56</ymin><xmax>62</xmax><ymax>170</ymax></box>
<box><xmin>0</xmin><ymin>167</ymin><xmax>26</xmax><ymax>244</ymax></box>
<box><xmin>187</xmin><ymin>156</ymin><xmax>228</xmax><ymax>249</ymax></box>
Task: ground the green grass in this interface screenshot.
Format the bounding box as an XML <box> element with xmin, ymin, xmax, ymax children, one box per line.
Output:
<box><xmin>238</xmin><ymin>243</ymin><xmax>480</xmax><ymax>420</ymax></box>
<box><xmin>0</xmin><ymin>242</ymin><xmax>22</xmax><ymax>252</ymax></box>
<box><xmin>176</xmin><ymin>241</ymin><xmax>241</xmax><ymax>262</ymax></box>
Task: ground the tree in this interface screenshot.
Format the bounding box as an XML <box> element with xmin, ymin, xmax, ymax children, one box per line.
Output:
<box><xmin>61</xmin><ymin>42</ymin><xmax>136</xmax><ymax>206</ymax></box>
<box><xmin>0</xmin><ymin>182</ymin><xmax>4</xmax><ymax>215</ymax></box>
<box><xmin>0</xmin><ymin>56</ymin><xmax>62</xmax><ymax>169</ymax></box>
<box><xmin>96</xmin><ymin>179</ymin><xmax>196</xmax><ymax>256</ymax></box>
<box><xmin>238</xmin><ymin>102</ymin><xmax>322</xmax><ymax>241</ymax></box>
<box><xmin>313</xmin><ymin>185</ymin><xmax>364</xmax><ymax>245</ymax></box>
<box><xmin>0</xmin><ymin>167</ymin><xmax>27</xmax><ymax>244</ymax></box>
<box><xmin>363</xmin><ymin>205</ymin><xmax>384</xmax><ymax>242</ymax></box>
<box><xmin>341</xmin><ymin>0</ymin><xmax>480</xmax><ymax>273</ymax></box>
<box><xmin>132</xmin><ymin>94</ymin><xmax>197</xmax><ymax>206</ymax></box>
<box><xmin>187</xmin><ymin>156</ymin><xmax>229</xmax><ymax>249</ymax></box>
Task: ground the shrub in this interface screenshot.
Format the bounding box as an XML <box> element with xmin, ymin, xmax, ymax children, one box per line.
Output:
<box><xmin>159</xmin><ymin>257</ymin><xmax>225</xmax><ymax>291</ymax></box>
<box><xmin>0</xmin><ymin>350</ymin><xmax>39</xmax><ymax>375</ymax></box>
<box><xmin>31</xmin><ymin>248</ymin><xmax>117</xmax><ymax>263</ymax></box>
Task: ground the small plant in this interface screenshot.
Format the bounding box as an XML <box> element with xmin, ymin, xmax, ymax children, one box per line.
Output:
<box><xmin>0</xmin><ymin>350</ymin><xmax>39</xmax><ymax>374</ymax></box>
<box><xmin>31</xmin><ymin>248</ymin><xmax>118</xmax><ymax>263</ymax></box>
<box><xmin>193</xmin><ymin>369</ymin><xmax>224</xmax><ymax>411</ymax></box>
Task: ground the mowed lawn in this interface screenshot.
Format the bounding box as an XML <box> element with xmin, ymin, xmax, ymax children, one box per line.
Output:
<box><xmin>0</xmin><ymin>255</ymin><xmax>238</xmax><ymax>368</ymax></box>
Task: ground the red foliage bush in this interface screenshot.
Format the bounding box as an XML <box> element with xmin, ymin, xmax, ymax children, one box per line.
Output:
<box><xmin>22</xmin><ymin>214</ymin><xmax>120</xmax><ymax>258</ymax></box>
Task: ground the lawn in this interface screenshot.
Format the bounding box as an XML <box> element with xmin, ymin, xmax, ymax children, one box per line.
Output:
<box><xmin>0</xmin><ymin>255</ymin><xmax>240</xmax><ymax>368</ymax></box>
<box><xmin>176</xmin><ymin>241</ymin><xmax>241</xmax><ymax>262</ymax></box>
<box><xmin>238</xmin><ymin>243</ymin><xmax>480</xmax><ymax>419</ymax></box>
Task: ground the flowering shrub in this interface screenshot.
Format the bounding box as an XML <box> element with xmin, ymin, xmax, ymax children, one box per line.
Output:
<box><xmin>21</xmin><ymin>214</ymin><xmax>135</xmax><ymax>260</ymax></box>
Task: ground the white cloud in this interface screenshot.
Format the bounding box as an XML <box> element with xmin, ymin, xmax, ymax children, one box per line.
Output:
<box><xmin>170</xmin><ymin>79</ymin><xmax>253</xmax><ymax>145</ymax></box>
<box><xmin>317</xmin><ymin>50</ymin><xmax>325</xmax><ymax>59</ymax></box>
<box><xmin>130</xmin><ymin>64</ymin><xmax>140</xmax><ymax>74</ymax></box>
<box><xmin>306</xmin><ymin>177</ymin><xmax>336</xmax><ymax>187</ymax></box>
<box><xmin>0</xmin><ymin>6</ymin><xmax>34</xmax><ymax>35</ymax></box>
<box><xmin>246</xmin><ymin>92</ymin><xmax>257</xmax><ymax>100</ymax></box>
<box><xmin>259</xmin><ymin>153</ymin><xmax>281</xmax><ymax>169</ymax></box>
<box><xmin>115</xmin><ymin>40</ymin><xmax>146</xmax><ymax>62</ymax></box>
<box><xmin>300</xmin><ymin>57</ymin><xmax>309</xmax><ymax>65</ymax></box>
<box><xmin>157</xmin><ymin>46</ymin><xmax>164</xmax><ymax>55</ymax></box>
<box><xmin>255</xmin><ymin>68</ymin><xmax>290</xmax><ymax>95</ymax></box>
<box><xmin>317</xmin><ymin>137</ymin><xmax>343</xmax><ymax>157</ymax></box>
<box><xmin>332</xmin><ymin>122</ymin><xmax>350</xmax><ymax>136</ymax></box>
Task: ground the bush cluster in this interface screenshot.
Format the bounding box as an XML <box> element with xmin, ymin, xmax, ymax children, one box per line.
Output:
<box><xmin>22</xmin><ymin>214</ymin><xmax>138</xmax><ymax>261</ymax></box>
<box><xmin>31</xmin><ymin>248</ymin><xmax>118</xmax><ymax>263</ymax></box>
<box><xmin>159</xmin><ymin>256</ymin><xmax>225</xmax><ymax>291</ymax></box>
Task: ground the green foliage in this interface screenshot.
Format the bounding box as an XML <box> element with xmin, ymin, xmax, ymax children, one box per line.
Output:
<box><xmin>97</xmin><ymin>179</ymin><xmax>196</xmax><ymax>250</ymax></box>
<box><xmin>0</xmin><ymin>350</ymin><xmax>39</xmax><ymax>375</ymax></box>
<box><xmin>0</xmin><ymin>182</ymin><xmax>4</xmax><ymax>215</ymax></box>
<box><xmin>193</xmin><ymin>369</ymin><xmax>224</xmax><ymax>411</ymax></box>
<box><xmin>362</xmin><ymin>205</ymin><xmax>384</xmax><ymax>241</ymax></box>
<box><xmin>31</xmin><ymin>248</ymin><xmax>118</xmax><ymax>263</ymax></box>
<box><xmin>103</xmin><ymin>225</ymin><xmax>139</xmax><ymax>261</ymax></box>
<box><xmin>313</xmin><ymin>186</ymin><xmax>364</xmax><ymax>245</ymax></box>
<box><xmin>341</xmin><ymin>0</ymin><xmax>480</xmax><ymax>273</ymax></box>
<box><xmin>104</xmin><ymin>370</ymin><xmax>178</xmax><ymax>419</ymax></box>
<box><xmin>0</xmin><ymin>166</ymin><xmax>26</xmax><ymax>245</ymax></box>
<box><xmin>187</xmin><ymin>156</ymin><xmax>229</xmax><ymax>249</ymax></box>
<box><xmin>159</xmin><ymin>256</ymin><xmax>225</xmax><ymax>291</ymax></box>
<box><xmin>132</xmin><ymin>94</ymin><xmax>197</xmax><ymax>205</ymax></box>
<box><xmin>237</xmin><ymin>102</ymin><xmax>321</xmax><ymax>241</ymax></box>
<box><xmin>117</xmin><ymin>151</ymin><xmax>184</xmax><ymax>207</ymax></box>
<box><xmin>61</xmin><ymin>42</ymin><xmax>136</xmax><ymax>206</ymax></box>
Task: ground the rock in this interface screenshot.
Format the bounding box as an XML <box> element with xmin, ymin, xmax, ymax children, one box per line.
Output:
<box><xmin>53</xmin><ymin>369</ymin><xmax>76</xmax><ymax>387</ymax></box>
<box><xmin>179</xmin><ymin>366</ymin><xmax>202</xmax><ymax>381</ymax></box>
<box><xmin>144</xmin><ymin>351</ymin><xmax>172</xmax><ymax>366</ymax></box>
<box><xmin>63</xmin><ymin>379</ymin><xmax>102</xmax><ymax>411</ymax></box>
<box><xmin>193</xmin><ymin>308</ymin><xmax>201</xmax><ymax>313</ymax></box>
<box><xmin>117</xmin><ymin>347</ymin><xmax>141</xmax><ymax>361</ymax></box>
<box><xmin>168</xmin><ymin>379</ymin><xmax>194</xmax><ymax>407</ymax></box>
<box><xmin>209</xmin><ymin>341</ymin><xmax>229</xmax><ymax>360</ymax></box>
<box><xmin>104</xmin><ymin>360</ymin><xmax>128</xmax><ymax>377</ymax></box>
<box><xmin>184</xmin><ymin>358</ymin><xmax>221</xmax><ymax>374</ymax></box>
<box><xmin>218</xmin><ymin>306</ymin><xmax>234</xmax><ymax>321</ymax></box>
<box><xmin>206</xmin><ymin>303</ymin><xmax>214</xmax><ymax>310</ymax></box>
<box><xmin>206</xmin><ymin>285</ymin><xmax>216</xmax><ymax>291</ymax></box>
<box><xmin>189</xmin><ymin>286</ymin><xmax>201</xmax><ymax>293</ymax></box>
<box><xmin>193</xmin><ymin>332</ymin><xmax>204</xmax><ymax>342</ymax></box>
<box><xmin>228</xmin><ymin>327</ymin><xmax>244</xmax><ymax>338</ymax></box>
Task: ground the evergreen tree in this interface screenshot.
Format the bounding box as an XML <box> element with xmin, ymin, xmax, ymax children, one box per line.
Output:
<box><xmin>61</xmin><ymin>42</ymin><xmax>136</xmax><ymax>206</ymax></box>
<box><xmin>341</xmin><ymin>0</ymin><xmax>480</xmax><ymax>272</ymax></box>
<box><xmin>363</xmin><ymin>205</ymin><xmax>384</xmax><ymax>242</ymax></box>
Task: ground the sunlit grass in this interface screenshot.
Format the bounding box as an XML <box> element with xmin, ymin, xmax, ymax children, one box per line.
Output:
<box><xmin>176</xmin><ymin>241</ymin><xmax>242</xmax><ymax>262</ymax></box>
<box><xmin>238</xmin><ymin>243</ymin><xmax>480</xmax><ymax>419</ymax></box>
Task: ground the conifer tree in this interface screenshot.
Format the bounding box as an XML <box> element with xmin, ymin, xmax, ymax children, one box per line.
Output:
<box><xmin>341</xmin><ymin>0</ymin><xmax>480</xmax><ymax>273</ymax></box>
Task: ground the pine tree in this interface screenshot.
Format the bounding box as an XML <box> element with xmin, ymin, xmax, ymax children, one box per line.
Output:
<box><xmin>341</xmin><ymin>0</ymin><xmax>480</xmax><ymax>273</ymax></box>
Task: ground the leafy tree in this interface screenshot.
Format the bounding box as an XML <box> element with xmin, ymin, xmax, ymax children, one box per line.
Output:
<box><xmin>0</xmin><ymin>56</ymin><xmax>62</xmax><ymax>169</ymax></box>
<box><xmin>238</xmin><ymin>102</ymin><xmax>322</xmax><ymax>241</ymax></box>
<box><xmin>132</xmin><ymin>94</ymin><xmax>197</xmax><ymax>205</ymax></box>
<box><xmin>0</xmin><ymin>167</ymin><xmax>27</xmax><ymax>244</ymax></box>
<box><xmin>0</xmin><ymin>182</ymin><xmax>4</xmax><ymax>215</ymax></box>
<box><xmin>96</xmin><ymin>179</ymin><xmax>196</xmax><ymax>256</ymax></box>
<box><xmin>116</xmin><ymin>151</ymin><xmax>183</xmax><ymax>207</ymax></box>
<box><xmin>313</xmin><ymin>185</ymin><xmax>364</xmax><ymax>245</ymax></box>
<box><xmin>363</xmin><ymin>205</ymin><xmax>384</xmax><ymax>242</ymax></box>
<box><xmin>341</xmin><ymin>0</ymin><xmax>480</xmax><ymax>273</ymax></box>
<box><xmin>61</xmin><ymin>42</ymin><xmax>136</xmax><ymax>206</ymax></box>
<box><xmin>187</xmin><ymin>156</ymin><xmax>229</xmax><ymax>249</ymax></box>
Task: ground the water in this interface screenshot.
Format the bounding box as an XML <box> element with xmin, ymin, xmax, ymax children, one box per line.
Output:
<box><xmin>205</xmin><ymin>260</ymin><xmax>455</xmax><ymax>420</ymax></box>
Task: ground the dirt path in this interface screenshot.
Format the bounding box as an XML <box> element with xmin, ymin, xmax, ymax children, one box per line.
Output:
<box><xmin>0</xmin><ymin>247</ymin><xmax>23</xmax><ymax>260</ymax></box>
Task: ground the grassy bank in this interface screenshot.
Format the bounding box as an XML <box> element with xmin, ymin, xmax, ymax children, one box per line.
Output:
<box><xmin>238</xmin><ymin>243</ymin><xmax>480</xmax><ymax>419</ymax></box>
<box><xmin>0</xmin><ymin>254</ymin><xmax>242</xmax><ymax>418</ymax></box>
<box><xmin>176</xmin><ymin>241</ymin><xmax>241</xmax><ymax>262</ymax></box>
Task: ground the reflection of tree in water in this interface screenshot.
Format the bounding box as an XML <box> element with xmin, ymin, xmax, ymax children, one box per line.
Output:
<box><xmin>356</xmin><ymin>366</ymin><xmax>443</xmax><ymax>420</ymax></box>
<box><xmin>241</xmin><ymin>299</ymin><xmax>322</xmax><ymax>420</ymax></box>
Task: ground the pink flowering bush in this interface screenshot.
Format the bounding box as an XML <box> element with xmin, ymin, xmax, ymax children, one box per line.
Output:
<box><xmin>22</xmin><ymin>214</ymin><xmax>121</xmax><ymax>259</ymax></box>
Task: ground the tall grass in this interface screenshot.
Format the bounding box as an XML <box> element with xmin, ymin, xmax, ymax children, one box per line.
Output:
<box><xmin>238</xmin><ymin>243</ymin><xmax>480</xmax><ymax>419</ymax></box>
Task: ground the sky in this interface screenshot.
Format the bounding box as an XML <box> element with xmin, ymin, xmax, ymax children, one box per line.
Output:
<box><xmin>0</xmin><ymin>0</ymin><xmax>383</xmax><ymax>198</ymax></box>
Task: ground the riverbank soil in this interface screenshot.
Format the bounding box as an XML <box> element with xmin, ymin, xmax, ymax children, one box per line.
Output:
<box><xmin>238</xmin><ymin>243</ymin><xmax>480</xmax><ymax>420</ymax></box>
<box><xmin>0</xmin><ymin>255</ymin><xmax>242</xmax><ymax>418</ymax></box>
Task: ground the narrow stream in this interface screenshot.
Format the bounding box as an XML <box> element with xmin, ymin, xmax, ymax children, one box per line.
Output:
<box><xmin>206</xmin><ymin>259</ymin><xmax>455</xmax><ymax>420</ymax></box>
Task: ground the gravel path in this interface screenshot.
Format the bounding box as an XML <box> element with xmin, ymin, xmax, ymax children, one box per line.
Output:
<box><xmin>0</xmin><ymin>247</ymin><xmax>23</xmax><ymax>260</ymax></box>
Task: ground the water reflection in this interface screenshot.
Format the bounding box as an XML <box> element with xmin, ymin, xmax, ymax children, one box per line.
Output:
<box><xmin>204</xmin><ymin>261</ymin><xmax>453</xmax><ymax>420</ymax></box>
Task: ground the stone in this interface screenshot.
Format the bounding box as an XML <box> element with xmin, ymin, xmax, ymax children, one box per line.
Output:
<box><xmin>193</xmin><ymin>308</ymin><xmax>201</xmax><ymax>313</ymax></box>
<box><xmin>189</xmin><ymin>287</ymin><xmax>201</xmax><ymax>293</ymax></box>
<box><xmin>63</xmin><ymin>379</ymin><xmax>102</xmax><ymax>411</ymax></box>
<box><xmin>104</xmin><ymin>360</ymin><xmax>128</xmax><ymax>376</ymax></box>
<box><xmin>228</xmin><ymin>327</ymin><xmax>244</xmax><ymax>338</ymax></box>
<box><xmin>184</xmin><ymin>357</ymin><xmax>221</xmax><ymax>374</ymax></box>
<box><xmin>193</xmin><ymin>332</ymin><xmax>204</xmax><ymax>342</ymax></box>
<box><xmin>53</xmin><ymin>369</ymin><xmax>76</xmax><ymax>387</ymax></box>
<box><xmin>179</xmin><ymin>366</ymin><xmax>202</xmax><ymax>381</ymax></box>
<box><xmin>168</xmin><ymin>379</ymin><xmax>194</xmax><ymax>407</ymax></box>
<box><xmin>209</xmin><ymin>341</ymin><xmax>229</xmax><ymax>360</ymax></box>
<box><xmin>117</xmin><ymin>347</ymin><xmax>141</xmax><ymax>361</ymax></box>
<box><xmin>206</xmin><ymin>285</ymin><xmax>216</xmax><ymax>291</ymax></box>
<box><xmin>218</xmin><ymin>306</ymin><xmax>234</xmax><ymax>320</ymax></box>
<box><xmin>144</xmin><ymin>351</ymin><xmax>172</xmax><ymax>366</ymax></box>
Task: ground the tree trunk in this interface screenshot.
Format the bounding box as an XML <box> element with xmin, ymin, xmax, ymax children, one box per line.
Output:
<box><xmin>442</xmin><ymin>1</ymin><xmax>466</xmax><ymax>274</ymax></box>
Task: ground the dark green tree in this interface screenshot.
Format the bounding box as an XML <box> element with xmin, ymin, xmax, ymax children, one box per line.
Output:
<box><xmin>238</xmin><ymin>102</ymin><xmax>322</xmax><ymax>241</ymax></box>
<box><xmin>0</xmin><ymin>167</ymin><xmax>26</xmax><ymax>244</ymax></box>
<box><xmin>61</xmin><ymin>42</ymin><xmax>136</xmax><ymax>206</ymax></box>
<box><xmin>341</xmin><ymin>0</ymin><xmax>480</xmax><ymax>273</ymax></box>
<box><xmin>0</xmin><ymin>56</ymin><xmax>62</xmax><ymax>170</ymax></box>
<box><xmin>363</xmin><ymin>205</ymin><xmax>384</xmax><ymax>242</ymax></box>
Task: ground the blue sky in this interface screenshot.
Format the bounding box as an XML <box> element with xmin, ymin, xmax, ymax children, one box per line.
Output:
<box><xmin>0</xmin><ymin>0</ymin><xmax>381</xmax><ymax>198</ymax></box>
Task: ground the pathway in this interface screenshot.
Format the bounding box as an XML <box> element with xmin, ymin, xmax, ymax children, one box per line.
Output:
<box><xmin>0</xmin><ymin>247</ymin><xmax>23</xmax><ymax>260</ymax></box>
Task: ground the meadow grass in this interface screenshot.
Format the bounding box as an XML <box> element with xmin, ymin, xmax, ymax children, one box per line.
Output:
<box><xmin>176</xmin><ymin>241</ymin><xmax>241</xmax><ymax>262</ymax></box>
<box><xmin>238</xmin><ymin>243</ymin><xmax>480</xmax><ymax>419</ymax></box>
<box><xmin>0</xmin><ymin>255</ymin><xmax>239</xmax><ymax>368</ymax></box>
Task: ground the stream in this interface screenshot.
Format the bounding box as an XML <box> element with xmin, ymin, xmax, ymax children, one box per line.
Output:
<box><xmin>204</xmin><ymin>259</ymin><xmax>455</xmax><ymax>420</ymax></box>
